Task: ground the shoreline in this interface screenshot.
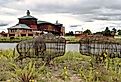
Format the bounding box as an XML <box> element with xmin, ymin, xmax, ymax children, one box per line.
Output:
<box><xmin>0</xmin><ymin>40</ymin><xmax>79</xmax><ymax>44</ymax></box>
<box><xmin>0</xmin><ymin>40</ymin><xmax>80</xmax><ymax>44</ymax></box>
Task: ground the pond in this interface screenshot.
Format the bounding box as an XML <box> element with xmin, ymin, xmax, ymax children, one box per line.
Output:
<box><xmin>0</xmin><ymin>43</ymin><xmax>80</xmax><ymax>52</ymax></box>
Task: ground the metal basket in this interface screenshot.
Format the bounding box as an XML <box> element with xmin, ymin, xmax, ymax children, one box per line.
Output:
<box><xmin>16</xmin><ymin>33</ymin><xmax>66</xmax><ymax>61</ymax></box>
<box><xmin>79</xmin><ymin>36</ymin><xmax>121</xmax><ymax>58</ymax></box>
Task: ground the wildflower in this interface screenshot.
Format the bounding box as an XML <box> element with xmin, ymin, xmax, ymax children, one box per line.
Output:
<box><xmin>89</xmin><ymin>58</ymin><xmax>92</xmax><ymax>62</ymax></box>
<box><xmin>7</xmin><ymin>80</ymin><xmax>11</xmax><ymax>82</ymax></box>
<box><xmin>104</xmin><ymin>53</ymin><xmax>107</xmax><ymax>58</ymax></box>
<box><xmin>119</xmin><ymin>62</ymin><xmax>121</xmax><ymax>66</ymax></box>
<box><xmin>100</xmin><ymin>57</ymin><xmax>103</xmax><ymax>60</ymax></box>
<box><xmin>63</xmin><ymin>66</ymin><xmax>68</xmax><ymax>75</ymax></box>
<box><xmin>96</xmin><ymin>71</ymin><xmax>99</xmax><ymax>74</ymax></box>
<box><xmin>64</xmin><ymin>66</ymin><xmax>67</xmax><ymax>70</ymax></box>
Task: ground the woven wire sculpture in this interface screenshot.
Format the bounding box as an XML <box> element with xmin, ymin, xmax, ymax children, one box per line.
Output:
<box><xmin>79</xmin><ymin>36</ymin><xmax>121</xmax><ymax>58</ymax></box>
<box><xmin>40</xmin><ymin>33</ymin><xmax>66</xmax><ymax>62</ymax></box>
<box><xmin>16</xmin><ymin>33</ymin><xmax>66</xmax><ymax>62</ymax></box>
<box><xmin>16</xmin><ymin>36</ymin><xmax>46</xmax><ymax>60</ymax></box>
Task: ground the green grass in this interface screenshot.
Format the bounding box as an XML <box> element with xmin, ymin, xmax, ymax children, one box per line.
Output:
<box><xmin>0</xmin><ymin>50</ymin><xmax>121</xmax><ymax>82</ymax></box>
<box><xmin>64</xmin><ymin>36</ymin><xmax>79</xmax><ymax>43</ymax></box>
<box><xmin>0</xmin><ymin>36</ymin><xmax>33</xmax><ymax>43</ymax></box>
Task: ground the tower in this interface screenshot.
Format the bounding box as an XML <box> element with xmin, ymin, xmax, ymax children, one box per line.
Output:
<box><xmin>18</xmin><ymin>10</ymin><xmax>38</xmax><ymax>30</ymax></box>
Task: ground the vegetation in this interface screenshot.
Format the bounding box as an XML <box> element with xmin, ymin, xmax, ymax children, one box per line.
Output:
<box><xmin>0</xmin><ymin>36</ymin><xmax>33</xmax><ymax>43</ymax></box>
<box><xmin>65</xmin><ymin>31</ymin><xmax>74</xmax><ymax>36</ymax></box>
<box><xmin>0</xmin><ymin>49</ymin><xmax>121</xmax><ymax>82</ymax></box>
<box><xmin>64</xmin><ymin>36</ymin><xmax>79</xmax><ymax>43</ymax></box>
<box><xmin>118</xmin><ymin>30</ymin><xmax>121</xmax><ymax>35</ymax></box>
<box><xmin>83</xmin><ymin>29</ymin><xmax>92</xmax><ymax>35</ymax></box>
<box><xmin>103</xmin><ymin>27</ymin><xmax>111</xmax><ymax>36</ymax></box>
<box><xmin>94</xmin><ymin>27</ymin><xmax>117</xmax><ymax>36</ymax></box>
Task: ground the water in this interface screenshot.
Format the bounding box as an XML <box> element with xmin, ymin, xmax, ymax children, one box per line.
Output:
<box><xmin>0</xmin><ymin>43</ymin><xmax>17</xmax><ymax>49</ymax></box>
<box><xmin>66</xmin><ymin>44</ymin><xmax>80</xmax><ymax>52</ymax></box>
<box><xmin>0</xmin><ymin>43</ymin><xmax>80</xmax><ymax>52</ymax></box>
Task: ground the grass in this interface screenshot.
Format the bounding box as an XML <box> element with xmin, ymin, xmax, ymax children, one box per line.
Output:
<box><xmin>64</xmin><ymin>36</ymin><xmax>79</xmax><ymax>43</ymax></box>
<box><xmin>0</xmin><ymin>36</ymin><xmax>33</xmax><ymax>43</ymax></box>
<box><xmin>0</xmin><ymin>49</ymin><xmax>121</xmax><ymax>82</ymax></box>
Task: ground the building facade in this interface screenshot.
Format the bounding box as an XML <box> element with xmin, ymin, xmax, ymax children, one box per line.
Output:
<box><xmin>2</xmin><ymin>10</ymin><xmax>65</xmax><ymax>37</ymax></box>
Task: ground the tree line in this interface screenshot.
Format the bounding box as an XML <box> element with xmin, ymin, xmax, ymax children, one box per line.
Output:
<box><xmin>65</xmin><ymin>27</ymin><xmax>121</xmax><ymax>36</ymax></box>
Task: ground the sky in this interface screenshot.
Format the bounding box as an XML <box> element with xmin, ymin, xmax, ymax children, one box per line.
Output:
<box><xmin>0</xmin><ymin>0</ymin><xmax>121</xmax><ymax>33</ymax></box>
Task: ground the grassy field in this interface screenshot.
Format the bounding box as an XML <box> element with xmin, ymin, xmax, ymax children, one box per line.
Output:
<box><xmin>0</xmin><ymin>36</ymin><xmax>79</xmax><ymax>43</ymax></box>
<box><xmin>0</xmin><ymin>49</ymin><xmax>121</xmax><ymax>82</ymax></box>
<box><xmin>0</xmin><ymin>37</ymin><xmax>33</xmax><ymax>43</ymax></box>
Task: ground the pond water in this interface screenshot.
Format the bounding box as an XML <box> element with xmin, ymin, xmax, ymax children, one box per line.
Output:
<box><xmin>0</xmin><ymin>43</ymin><xmax>80</xmax><ymax>52</ymax></box>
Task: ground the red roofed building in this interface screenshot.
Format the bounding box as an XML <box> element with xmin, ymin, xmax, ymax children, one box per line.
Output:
<box><xmin>5</xmin><ymin>10</ymin><xmax>65</xmax><ymax>37</ymax></box>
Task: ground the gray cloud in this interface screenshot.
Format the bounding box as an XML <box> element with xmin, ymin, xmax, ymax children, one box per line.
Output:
<box><xmin>1</xmin><ymin>0</ymin><xmax>121</xmax><ymax>22</ymax></box>
<box><xmin>1</xmin><ymin>0</ymin><xmax>121</xmax><ymax>33</ymax></box>
<box><xmin>0</xmin><ymin>23</ymin><xmax>8</xmax><ymax>27</ymax></box>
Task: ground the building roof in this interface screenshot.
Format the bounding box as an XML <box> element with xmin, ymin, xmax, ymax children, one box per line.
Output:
<box><xmin>18</xmin><ymin>10</ymin><xmax>37</xmax><ymax>20</ymax></box>
<box><xmin>19</xmin><ymin>15</ymin><xmax>37</xmax><ymax>19</ymax></box>
<box><xmin>37</xmin><ymin>20</ymin><xmax>62</xmax><ymax>26</ymax></box>
<box><xmin>8</xmin><ymin>24</ymin><xmax>31</xmax><ymax>29</ymax></box>
<box><xmin>37</xmin><ymin>20</ymin><xmax>51</xmax><ymax>24</ymax></box>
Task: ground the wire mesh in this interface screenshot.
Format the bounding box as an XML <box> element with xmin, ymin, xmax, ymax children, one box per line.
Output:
<box><xmin>79</xmin><ymin>36</ymin><xmax>121</xmax><ymax>57</ymax></box>
<box><xmin>16</xmin><ymin>37</ymin><xmax>46</xmax><ymax>60</ymax></box>
<box><xmin>16</xmin><ymin>33</ymin><xmax>66</xmax><ymax>61</ymax></box>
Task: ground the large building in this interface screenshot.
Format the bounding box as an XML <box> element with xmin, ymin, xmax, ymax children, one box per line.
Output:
<box><xmin>1</xmin><ymin>10</ymin><xmax>65</xmax><ymax>37</ymax></box>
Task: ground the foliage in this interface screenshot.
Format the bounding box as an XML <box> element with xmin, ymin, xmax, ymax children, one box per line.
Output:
<box><xmin>65</xmin><ymin>31</ymin><xmax>74</xmax><ymax>36</ymax></box>
<box><xmin>112</xmin><ymin>28</ymin><xmax>117</xmax><ymax>34</ymax></box>
<box><xmin>10</xmin><ymin>61</ymin><xmax>38</xmax><ymax>82</ymax></box>
<box><xmin>83</xmin><ymin>29</ymin><xmax>92</xmax><ymax>35</ymax></box>
<box><xmin>0</xmin><ymin>36</ymin><xmax>33</xmax><ymax>42</ymax></box>
<box><xmin>94</xmin><ymin>27</ymin><xmax>117</xmax><ymax>36</ymax></box>
<box><xmin>118</xmin><ymin>30</ymin><xmax>121</xmax><ymax>35</ymax></box>
<box><xmin>103</xmin><ymin>27</ymin><xmax>111</xmax><ymax>36</ymax></box>
<box><xmin>64</xmin><ymin>36</ymin><xmax>79</xmax><ymax>42</ymax></box>
<box><xmin>93</xmin><ymin>32</ymin><xmax>103</xmax><ymax>35</ymax></box>
<box><xmin>1</xmin><ymin>50</ymin><xmax>121</xmax><ymax>82</ymax></box>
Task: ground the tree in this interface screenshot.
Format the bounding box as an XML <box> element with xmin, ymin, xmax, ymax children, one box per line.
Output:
<box><xmin>83</xmin><ymin>29</ymin><xmax>92</xmax><ymax>35</ymax></box>
<box><xmin>118</xmin><ymin>30</ymin><xmax>121</xmax><ymax>35</ymax></box>
<box><xmin>93</xmin><ymin>32</ymin><xmax>103</xmax><ymax>35</ymax></box>
<box><xmin>65</xmin><ymin>31</ymin><xmax>74</xmax><ymax>36</ymax></box>
<box><xmin>112</xmin><ymin>28</ymin><xmax>117</xmax><ymax>34</ymax></box>
<box><xmin>103</xmin><ymin>27</ymin><xmax>111</xmax><ymax>36</ymax></box>
<box><xmin>111</xmin><ymin>28</ymin><xmax>117</xmax><ymax>36</ymax></box>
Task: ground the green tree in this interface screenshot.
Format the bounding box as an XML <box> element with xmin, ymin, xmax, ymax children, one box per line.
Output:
<box><xmin>103</xmin><ymin>27</ymin><xmax>111</xmax><ymax>36</ymax></box>
<box><xmin>65</xmin><ymin>31</ymin><xmax>74</xmax><ymax>36</ymax></box>
<box><xmin>83</xmin><ymin>29</ymin><xmax>92</xmax><ymax>35</ymax></box>
<box><xmin>112</xmin><ymin>28</ymin><xmax>117</xmax><ymax>34</ymax></box>
<box><xmin>118</xmin><ymin>30</ymin><xmax>121</xmax><ymax>35</ymax></box>
<box><xmin>111</xmin><ymin>28</ymin><xmax>117</xmax><ymax>36</ymax></box>
<box><xmin>93</xmin><ymin>32</ymin><xmax>103</xmax><ymax>35</ymax></box>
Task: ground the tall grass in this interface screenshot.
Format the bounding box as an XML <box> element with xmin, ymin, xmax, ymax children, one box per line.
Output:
<box><xmin>0</xmin><ymin>50</ymin><xmax>121</xmax><ymax>82</ymax></box>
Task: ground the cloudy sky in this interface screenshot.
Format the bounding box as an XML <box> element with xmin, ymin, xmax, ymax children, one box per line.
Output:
<box><xmin>0</xmin><ymin>0</ymin><xmax>121</xmax><ymax>33</ymax></box>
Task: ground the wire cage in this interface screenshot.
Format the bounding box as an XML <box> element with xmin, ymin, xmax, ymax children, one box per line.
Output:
<box><xmin>79</xmin><ymin>36</ymin><xmax>121</xmax><ymax>58</ymax></box>
<box><xmin>16</xmin><ymin>33</ymin><xmax>66</xmax><ymax>61</ymax></box>
<box><xmin>40</xmin><ymin>33</ymin><xmax>66</xmax><ymax>61</ymax></box>
<box><xmin>16</xmin><ymin>36</ymin><xmax>46</xmax><ymax>60</ymax></box>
